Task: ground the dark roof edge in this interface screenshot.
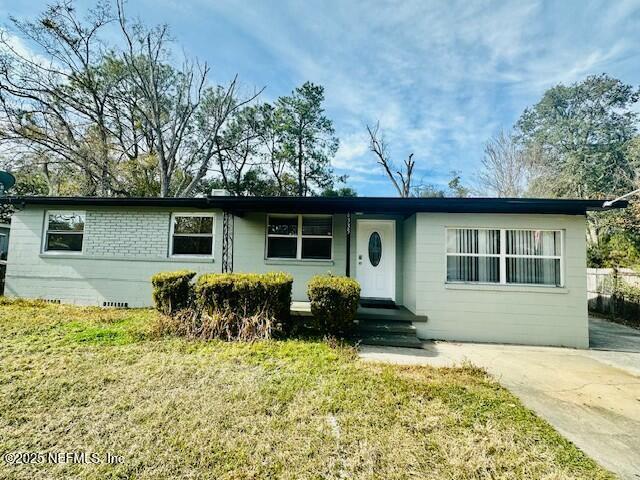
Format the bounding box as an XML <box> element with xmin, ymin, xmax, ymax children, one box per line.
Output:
<box><xmin>0</xmin><ymin>195</ymin><xmax>628</xmax><ymax>215</ymax></box>
<box><xmin>2</xmin><ymin>196</ymin><xmax>211</xmax><ymax>208</ymax></box>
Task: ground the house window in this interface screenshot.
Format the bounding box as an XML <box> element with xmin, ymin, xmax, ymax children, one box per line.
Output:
<box><xmin>446</xmin><ymin>228</ymin><xmax>500</xmax><ymax>283</ymax></box>
<box><xmin>44</xmin><ymin>211</ymin><xmax>85</xmax><ymax>253</ymax></box>
<box><xmin>0</xmin><ymin>233</ymin><xmax>7</xmax><ymax>260</ymax></box>
<box><xmin>505</xmin><ymin>230</ymin><xmax>562</xmax><ymax>286</ymax></box>
<box><xmin>170</xmin><ymin>213</ymin><xmax>215</xmax><ymax>256</ymax></box>
<box><xmin>446</xmin><ymin>228</ymin><xmax>563</xmax><ymax>286</ymax></box>
<box><xmin>267</xmin><ymin>215</ymin><xmax>332</xmax><ymax>260</ymax></box>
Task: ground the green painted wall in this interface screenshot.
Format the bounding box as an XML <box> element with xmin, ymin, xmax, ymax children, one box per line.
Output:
<box><xmin>412</xmin><ymin>213</ymin><xmax>589</xmax><ymax>348</ymax></box>
<box><xmin>402</xmin><ymin>214</ymin><xmax>417</xmax><ymax>312</ymax></box>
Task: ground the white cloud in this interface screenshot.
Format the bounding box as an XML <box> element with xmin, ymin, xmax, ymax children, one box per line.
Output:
<box><xmin>96</xmin><ymin>0</ymin><xmax>640</xmax><ymax>193</ymax></box>
<box><xmin>0</xmin><ymin>31</ymin><xmax>52</xmax><ymax>67</ymax></box>
<box><xmin>333</xmin><ymin>132</ymin><xmax>370</xmax><ymax>172</ymax></box>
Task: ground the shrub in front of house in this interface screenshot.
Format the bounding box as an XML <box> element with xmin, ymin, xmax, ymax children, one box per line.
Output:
<box><xmin>151</xmin><ymin>270</ymin><xmax>196</xmax><ymax>315</ymax></box>
<box><xmin>307</xmin><ymin>275</ymin><xmax>360</xmax><ymax>336</ymax></box>
<box><xmin>195</xmin><ymin>272</ymin><xmax>293</xmax><ymax>334</ymax></box>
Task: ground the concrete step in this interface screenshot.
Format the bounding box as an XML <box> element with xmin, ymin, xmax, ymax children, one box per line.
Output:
<box><xmin>291</xmin><ymin>302</ymin><xmax>428</xmax><ymax>324</ymax></box>
<box><xmin>356</xmin><ymin>320</ymin><xmax>416</xmax><ymax>335</ymax></box>
<box><xmin>354</xmin><ymin>333</ymin><xmax>424</xmax><ymax>348</ymax></box>
<box><xmin>356</xmin><ymin>306</ymin><xmax>427</xmax><ymax>323</ymax></box>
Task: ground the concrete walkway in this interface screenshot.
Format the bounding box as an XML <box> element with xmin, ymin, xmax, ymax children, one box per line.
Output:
<box><xmin>590</xmin><ymin>315</ymin><xmax>640</xmax><ymax>353</ymax></box>
<box><xmin>359</xmin><ymin>318</ymin><xmax>640</xmax><ymax>480</ymax></box>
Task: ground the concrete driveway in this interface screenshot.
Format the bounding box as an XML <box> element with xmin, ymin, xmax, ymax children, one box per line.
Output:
<box><xmin>590</xmin><ymin>316</ymin><xmax>640</xmax><ymax>353</ymax></box>
<box><xmin>359</xmin><ymin>317</ymin><xmax>640</xmax><ymax>479</ymax></box>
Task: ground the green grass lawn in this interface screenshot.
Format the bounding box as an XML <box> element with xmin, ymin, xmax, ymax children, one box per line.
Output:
<box><xmin>0</xmin><ymin>298</ymin><xmax>612</xmax><ymax>479</ymax></box>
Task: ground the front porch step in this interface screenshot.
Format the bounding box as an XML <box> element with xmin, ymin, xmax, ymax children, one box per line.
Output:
<box><xmin>355</xmin><ymin>316</ymin><xmax>423</xmax><ymax>348</ymax></box>
<box><xmin>291</xmin><ymin>300</ymin><xmax>426</xmax><ymax>348</ymax></box>
<box><xmin>355</xmin><ymin>320</ymin><xmax>416</xmax><ymax>335</ymax></box>
<box><xmin>292</xmin><ymin>302</ymin><xmax>428</xmax><ymax>323</ymax></box>
<box><xmin>357</xmin><ymin>306</ymin><xmax>428</xmax><ymax>323</ymax></box>
<box><xmin>354</xmin><ymin>332</ymin><xmax>424</xmax><ymax>348</ymax></box>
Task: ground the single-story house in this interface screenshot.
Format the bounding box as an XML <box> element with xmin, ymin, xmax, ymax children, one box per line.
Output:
<box><xmin>1</xmin><ymin>195</ymin><xmax>626</xmax><ymax>348</ymax></box>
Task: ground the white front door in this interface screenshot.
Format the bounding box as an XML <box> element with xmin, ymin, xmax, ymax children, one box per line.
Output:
<box><xmin>356</xmin><ymin>220</ymin><xmax>395</xmax><ymax>300</ymax></box>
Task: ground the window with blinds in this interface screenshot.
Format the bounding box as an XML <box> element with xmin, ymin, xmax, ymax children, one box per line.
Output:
<box><xmin>446</xmin><ymin>228</ymin><xmax>563</xmax><ymax>286</ymax></box>
<box><xmin>505</xmin><ymin>230</ymin><xmax>561</xmax><ymax>286</ymax></box>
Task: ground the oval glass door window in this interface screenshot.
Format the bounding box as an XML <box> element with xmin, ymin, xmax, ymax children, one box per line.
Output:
<box><xmin>368</xmin><ymin>232</ymin><xmax>382</xmax><ymax>266</ymax></box>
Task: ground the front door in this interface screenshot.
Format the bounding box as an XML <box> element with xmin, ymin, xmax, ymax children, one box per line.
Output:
<box><xmin>356</xmin><ymin>220</ymin><xmax>395</xmax><ymax>300</ymax></box>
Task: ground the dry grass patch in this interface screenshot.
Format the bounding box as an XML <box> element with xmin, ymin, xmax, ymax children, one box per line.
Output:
<box><xmin>0</xmin><ymin>298</ymin><xmax>612</xmax><ymax>479</ymax></box>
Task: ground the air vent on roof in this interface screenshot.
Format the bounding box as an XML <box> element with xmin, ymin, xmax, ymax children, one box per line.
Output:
<box><xmin>210</xmin><ymin>188</ymin><xmax>230</xmax><ymax>196</ymax></box>
<box><xmin>102</xmin><ymin>301</ymin><xmax>129</xmax><ymax>308</ymax></box>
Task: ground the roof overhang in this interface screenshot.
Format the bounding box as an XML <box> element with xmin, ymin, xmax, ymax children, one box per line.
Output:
<box><xmin>0</xmin><ymin>195</ymin><xmax>628</xmax><ymax>215</ymax></box>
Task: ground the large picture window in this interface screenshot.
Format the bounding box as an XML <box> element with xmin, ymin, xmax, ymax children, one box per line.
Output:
<box><xmin>170</xmin><ymin>213</ymin><xmax>215</xmax><ymax>256</ymax></box>
<box><xmin>44</xmin><ymin>211</ymin><xmax>85</xmax><ymax>253</ymax></box>
<box><xmin>267</xmin><ymin>215</ymin><xmax>332</xmax><ymax>260</ymax></box>
<box><xmin>446</xmin><ymin>228</ymin><xmax>563</xmax><ymax>286</ymax></box>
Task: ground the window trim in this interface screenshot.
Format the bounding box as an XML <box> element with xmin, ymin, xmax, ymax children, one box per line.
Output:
<box><xmin>169</xmin><ymin>212</ymin><xmax>216</xmax><ymax>258</ymax></box>
<box><xmin>445</xmin><ymin>227</ymin><xmax>564</xmax><ymax>287</ymax></box>
<box><xmin>42</xmin><ymin>209</ymin><xmax>86</xmax><ymax>255</ymax></box>
<box><xmin>266</xmin><ymin>214</ymin><xmax>334</xmax><ymax>261</ymax></box>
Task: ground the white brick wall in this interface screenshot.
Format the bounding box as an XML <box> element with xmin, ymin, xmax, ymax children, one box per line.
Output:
<box><xmin>84</xmin><ymin>211</ymin><xmax>170</xmax><ymax>258</ymax></box>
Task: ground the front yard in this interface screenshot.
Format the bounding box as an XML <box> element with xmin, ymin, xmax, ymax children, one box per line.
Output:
<box><xmin>0</xmin><ymin>299</ymin><xmax>611</xmax><ymax>479</ymax></box>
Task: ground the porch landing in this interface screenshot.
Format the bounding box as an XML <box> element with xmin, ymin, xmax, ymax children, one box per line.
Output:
<box><xmin>290</xmin><ymin>301</ymin><xmax>426</xmax><ymax>348</ymax></box>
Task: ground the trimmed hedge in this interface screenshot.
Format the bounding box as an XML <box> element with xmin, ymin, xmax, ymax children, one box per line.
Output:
<box><xmin>195</xmin><ymin>272</ymin><xmax>293</xmax><ymax>330</ymax></box>
<box><xmin>307</xmin><ymin>274</ymin><xmax>360</xmax><ymax>335</ymax></box>
<box><xmin>151</xmin><ymin>270</ymin><xmax>196</xmax><ymax>315</ymax></box>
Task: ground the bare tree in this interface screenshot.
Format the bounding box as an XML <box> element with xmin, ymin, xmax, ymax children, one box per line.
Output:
<box><xmin>117</xmin><ymin>0</ymin><xmax>263</xmax><ymax>197</ymax></box>
<box><xmin>0</xmin><ymin>1</ymin><xmax>125</xmax><ymax>195</ymax></box>
<box><xmin>1</xmin><ymin>1</ymin><xmax>339</xmax><ymax>198</ymax></box>
<box><xmin>477</xmin><ymin>130</ymin><xmax>529</xmax><ymax>197</ymax></box>
<box><xmin>117</xmin><ymin>5</ymin><xmax>204</xmax><ymax>197</ymax></box>
<box><xmin>367</xmin><ymin>122</ymin><xmax>414</xmax><ymax>197</ymax></box>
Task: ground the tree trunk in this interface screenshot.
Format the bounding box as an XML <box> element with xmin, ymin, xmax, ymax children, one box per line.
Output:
<box><xmin>297</xmin><ymin>136</ymin><xmax>303</xmax><ymax>196</ymax></box>
<box><xmin>97</xmin><ymin>120</ymin><xmax>111</xmax><ymax>196</ymax></box>
<box><xmin>159</xmin><ymin>170</ymin><xmax>170</xmax><ymax>197</ymax></box>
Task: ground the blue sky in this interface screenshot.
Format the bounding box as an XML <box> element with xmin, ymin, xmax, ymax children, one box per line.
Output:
<box><xmin>2</xmin><ymin>0</ymin><xmax>640</xmax><ymax>196</ymax></box>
